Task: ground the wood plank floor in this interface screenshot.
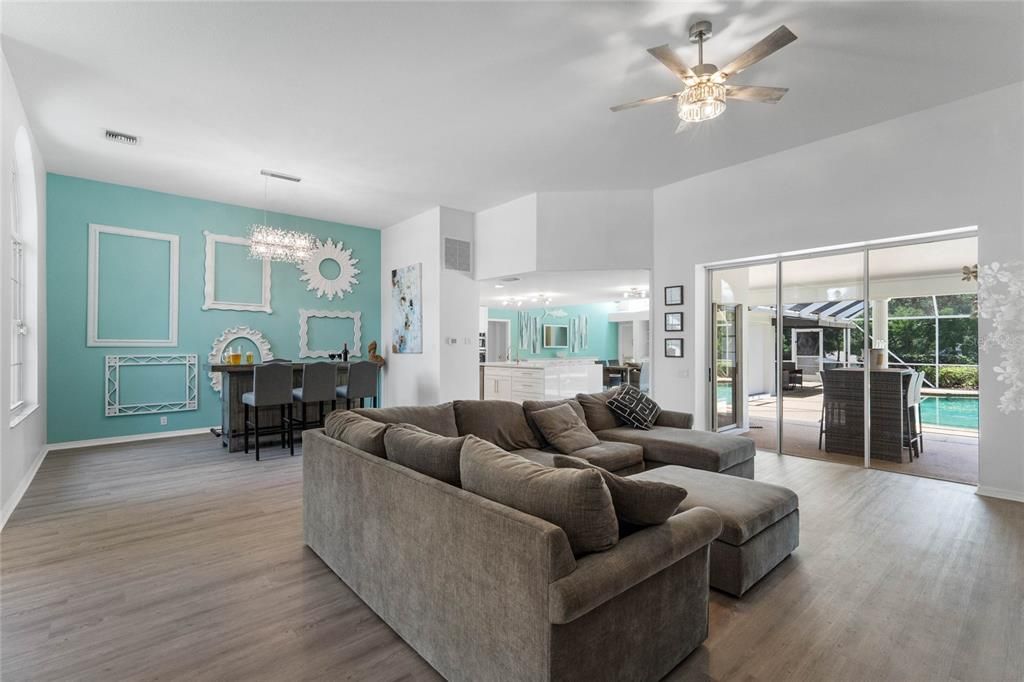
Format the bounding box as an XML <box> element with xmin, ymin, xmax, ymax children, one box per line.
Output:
<box><xmin>2</xmin><ymin>435</ymin><xmax>1022</xmax><ymax>681</ymax></box>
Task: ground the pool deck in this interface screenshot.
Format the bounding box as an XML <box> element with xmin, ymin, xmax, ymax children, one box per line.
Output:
<box><xmin>737</xmin><ymin>387</ymin><xmax>979</xmax><ymax>486</ymax></box>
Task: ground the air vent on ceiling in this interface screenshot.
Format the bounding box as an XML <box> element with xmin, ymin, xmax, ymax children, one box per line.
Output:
<box><xmin>105</xmin><ymin>129</ymin><xmax>138</xmax><ymax>145</ymax></box>
<box><xmin>260</xmin><ymin>169</ymin><xmax>302</xmax><ymax>183</ymax></box>
<box><xmin>444</xmin><ymin>238</ymin><xmax>472</xmax><ymax>273</ymax></box>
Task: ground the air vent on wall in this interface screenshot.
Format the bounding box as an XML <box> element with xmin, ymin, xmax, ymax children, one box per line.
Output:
<box><xmin>444</xmin><ymin>238</ymin><xmax>472</xmax><ymax>272</ymax></box>
<box><xmin>105</xmin><ymin>129</ymin><xmax>138</xmax><ymax>145</ymax></box>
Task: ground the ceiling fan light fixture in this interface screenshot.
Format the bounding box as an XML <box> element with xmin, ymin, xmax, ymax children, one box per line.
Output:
<box><xmin>679</xmin><ymin>80</ymin><xmax>726</xmax><ymax>123</ymax></box>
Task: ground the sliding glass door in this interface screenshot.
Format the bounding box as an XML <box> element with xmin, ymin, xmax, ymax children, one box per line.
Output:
<box><xmin>706</xmin><ymin>232</ymin><xmax>979</xmax><ymax>485</ymax></box>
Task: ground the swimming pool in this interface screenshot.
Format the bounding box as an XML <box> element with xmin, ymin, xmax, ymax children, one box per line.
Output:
<box><xmin>919</xmin><ymin>395</ymin><xmax>979</xmax><ymax>430</ymax></box>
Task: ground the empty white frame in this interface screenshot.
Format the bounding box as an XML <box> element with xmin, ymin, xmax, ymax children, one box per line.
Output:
<box><xmin>104</xmin><ymin>354</ymin><xmax>198</xmax><ymax>416</ymax></box>
<box><xmin>299</xmin><ymin>309</ymin><xmax>361</xmax><ymax>358</ymax></box>
<box><xmin>87</xmin><ymin>224</ymin><xmax>179</xmax><ymax>346</ymax></box>
<box><xmin>202</xmin><ymin>231</ymin><xmax>272</xmax><ymax>313</ymax></box>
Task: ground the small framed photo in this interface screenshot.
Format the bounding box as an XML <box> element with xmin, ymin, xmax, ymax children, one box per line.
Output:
<box><xmin>664</xmin><ymin>285</ymin><xmax>684</xmax><ymax>306</ymax></box>
<box><xmin>665</xmin><ymin>338</ymin><xmax>684</xmax><ymax>358</ymax></box>
<box><xmin>664</xmin><ymin>312</ymin><xmax>683</xmax><ymax>332</ymax></box>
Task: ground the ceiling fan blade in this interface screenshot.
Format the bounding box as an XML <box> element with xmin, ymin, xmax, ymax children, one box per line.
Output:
<box><xmin>647</xmin><ymin>45</ymin><xmax>697</xmax><ymax>83</ymax></box>
<box><xmin>717</xmin><ymin>25</ymin><xmax>797</xmax><ymax>80</ymax></box>
<box><xmin>610</xmin><ymin>93</ymin><xmax>680</xmax><ymax>112</ymax></box>
<box><xmin>726</xmin><ymin>85</ymin><xmax>789</xmax><ymax>103</ymax></box>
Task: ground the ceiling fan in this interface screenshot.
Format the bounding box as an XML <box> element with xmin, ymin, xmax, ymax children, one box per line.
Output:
<box><xmin>611</xmin><ymin>21</ymin><xmax>797</xmax><ymax>130</ymax></box>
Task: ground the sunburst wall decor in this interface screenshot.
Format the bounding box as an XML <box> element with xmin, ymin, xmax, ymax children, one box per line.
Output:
<box><xmin>298</xmin><ymin>238</ymin><xmax>361</xmax><ymax>300</ymax></box>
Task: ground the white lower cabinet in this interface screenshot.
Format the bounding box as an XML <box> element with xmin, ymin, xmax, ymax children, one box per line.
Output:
<box><xmin>482</xmin><ymin>364</ymin><xmax>601</xmax><ymax>403</ymax></box>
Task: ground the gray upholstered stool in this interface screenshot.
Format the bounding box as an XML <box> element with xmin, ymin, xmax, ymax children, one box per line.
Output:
<box><xmin>630</xmin><ymin>465</ymin><xmax>799</xmax><ymax>597</ymax></box>
<box><xmin>337</xmin><ymin>361</ymin><xmax>379</xmax><ymax>409</ymax></box>
<box><xmin>243</xmin><ymin>362</ymin><xmax>295</xmax><ymax>460</ymax></box>
<box><xmin>292</xmin><ymin>361</ymin><xmax>337</xmax><ymax>433</ymax></box>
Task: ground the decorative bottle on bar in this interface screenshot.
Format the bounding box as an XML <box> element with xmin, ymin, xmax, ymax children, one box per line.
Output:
<box><xmin>341</xmin><ymin>343</ymin><xmax>349</xmax><ymax>362</ymax></box>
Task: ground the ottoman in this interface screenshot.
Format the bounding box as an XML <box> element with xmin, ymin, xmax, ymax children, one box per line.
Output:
<box><xmin>631</xmin><ymin>465</ymin><xmax>799</xmax><ymax>596</ymax></box>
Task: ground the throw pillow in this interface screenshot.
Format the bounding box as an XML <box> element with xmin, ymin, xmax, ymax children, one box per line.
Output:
<box><xmin>529</xmin><ymin>403</ymin><xmax>600</xmax><ymax>454</ymax></box>
<box><xmin>324</xmin><ymin>410</ymin><xmax>390</xmax><ymax>457</ymax></box>
<box><xmin>384</xmin><ymin>423</ymin><xmax>467</xmax><ymax>487</ymax></box>
<box><xmin>522</xmin><ymin>399</ymin><xmax>586</xmax><ymax>446</ymax></box>
<box><xmin>460</xmin><ymin>436</ymin><xmax>618</xmax><ymax>556</ymax></box>
<box><xmin>575</xmin><ymin>389</ymin><xmax>622</xmax><ymax>432</ymax></box>
<box><xmin>553</xmin><ymin>454</ymin><xmax>687</xmax><ymax>529</ymax></box>
<box><xmin>606</xmin><ymin>384</ymin><xmax>662</xmax><ymax>430</ymax></box>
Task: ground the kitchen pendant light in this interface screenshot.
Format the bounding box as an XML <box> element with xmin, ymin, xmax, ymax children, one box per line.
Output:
<box><xmin>248</xmin><ymin>171</ymin><xmax>314</xmax><ymax>264</ymax></box>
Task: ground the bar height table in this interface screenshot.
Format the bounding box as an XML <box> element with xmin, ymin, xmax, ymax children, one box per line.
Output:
<box><xmin>822</xmin><ymin>367</ymin><xmax>913</xmax><ymax>463</ymax></box>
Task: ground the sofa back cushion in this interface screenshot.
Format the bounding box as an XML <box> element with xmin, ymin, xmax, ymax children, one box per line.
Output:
<box><xmin>553</xmin><ymin>455</ymin><xmax>687</xmax><ymax>532</ymax></box>
<box><xmin>460</xmin><ymin>436</ymin><xmax>618</xmax><ymax>556</ymax></box>
<box><xmin>528</xmin><ymin>403</ymin><xmax>600</xmax><ymax>454</ymax></box>
<box><xmin>521</xmin><ymin>399</ymin><xmax>585</xmax><ymax>446</ymax></box>
<box><xmin>324</xmin><ymin>411</ymin><xmax>390</xmax><ymax>457</ymax></box>
<box><xmin>453</xmin><ymin>400</ymin><xmax>541</xmax><ymax>451</ymax></box>
<box><xmin>575</xmin><ymin>389</ymin><xmax>622</xmax><ymax>432</ymax></box>
<box><xmin>383</xmin><ymin>424</ymin><xmax>467</xmax><ymax>487</ymax></box>
<box><xmin>353</xmin><ymin>402</ymin><xmax>459</xmax><ymax>437</ymax></box>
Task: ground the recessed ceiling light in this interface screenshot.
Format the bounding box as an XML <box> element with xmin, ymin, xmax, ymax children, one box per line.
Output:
<box><xmin>105</xmin><ymin>129</ymin><xmax>138</xmax><ymax>145</ymax></box>
<box><xmin>494</xmin><ymin>284</ymin><xmax>504</xmax><ymax>289</ymax></box>
<box><xmin>500</xmin><ymin>277</ymin><xmax>521</xmax><ymax>283</ymax></box>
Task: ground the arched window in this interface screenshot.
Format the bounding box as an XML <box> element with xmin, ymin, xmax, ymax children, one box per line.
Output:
<box><xmin>10</xmin><ymin>126</ymin><xmax>38</xmax><ymax>416</ymax></box>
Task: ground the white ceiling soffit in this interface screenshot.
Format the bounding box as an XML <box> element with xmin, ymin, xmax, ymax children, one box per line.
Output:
<box><xmin>3</xmin><ymin>2</ymin><xmax>1022</xmax><ymax>228</ymax></box>
<box><xmin>479</xmin><ymin>269</ymin><xmax>651</xmax><ymax>307</ymax></box>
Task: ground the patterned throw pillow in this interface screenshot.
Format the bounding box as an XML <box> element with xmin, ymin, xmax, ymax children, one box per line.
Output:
<box><xmin>607</xmin><ymin>385</ymin><xmax>662</xmax><ymax>430</ymax></box>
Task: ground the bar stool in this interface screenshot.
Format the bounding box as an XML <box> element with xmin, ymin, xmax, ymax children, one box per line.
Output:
<box><xmin>292</xmin><ymin>361</ymin><xmax>337</xmax><ymax>434</ymax></box>
<box><xmin>336</xmin><ymin>361</ymin><xmax>379</xmax><ymax>409</ymax></box>
<box><xmin>243</xmin><ymin>362</ymin><xmax>295</xmax><ymax>461</ymax></box>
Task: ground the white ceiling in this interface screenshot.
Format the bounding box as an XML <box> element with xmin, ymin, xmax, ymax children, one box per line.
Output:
<box><xmin>4</xmin><ymin>2</ymin><xmax>1022</xmax><ymax>229</ymax></box>
<box><xmin>479</xmin><ymin>269</ymin><xmax>650</xmax><ymax>306</ymax></box>
<box><xmin>725</xmin><ymin>236</ymin><xmax>978</xmax><ymax>289</ymax></box>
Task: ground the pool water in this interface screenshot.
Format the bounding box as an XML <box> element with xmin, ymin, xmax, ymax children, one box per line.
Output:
<box><xmin>919</xmin><ymin>395</ymin><xmax>979</xmax><ymax>430</ymax></box>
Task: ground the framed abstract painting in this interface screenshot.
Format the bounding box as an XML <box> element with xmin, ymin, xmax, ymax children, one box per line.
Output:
<box><xmin>391</xmin><ymin>263</ymin><xmax>423</xmax><ymax>353</ymax></box>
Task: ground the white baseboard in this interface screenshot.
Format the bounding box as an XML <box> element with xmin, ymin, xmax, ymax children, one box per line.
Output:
<box><xmin>975</xmin><ymin>486</ymin><xmax>1024</xmax><ymax>504</ymax></box>
<box><xmin>47</xmin><ymin>427</ymin><xmax>217</xmax><ymax>452</ymax></box>
<box><xmin>1</xmin><ymin>444</ymin><xmax>48</xmax><ymax>530</ymax></box>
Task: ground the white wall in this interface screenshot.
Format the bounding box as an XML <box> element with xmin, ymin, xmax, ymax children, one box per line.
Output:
<box><xmin>1</xmin><ymin>49</ymin><xmax>47</xmax><ymax>527</ymax></box>
<box><xmin>437</xmin><ymin>207</ymin><xmax>480</xmax><ymax>403</ymax></box>
<box><xmin>381</xmin><ymin>208</ymin><xmax>442</xmax><ymax>407</ymax></box>
<box><xmin>651</xmin><ymin>82</ymin><xmax>1024</xmax><ymax>501</ymax></box>
<box><xmin>474</xmin><ymin>194</ymin><xmax>537</xmax><ymax>280</ymax></box>
<box><xmin>381</xmin><ymin>206</ymin><xmax>480</xmax><ymax>407</ymax></box>
<box><xmin>536</xmin><ymin>190</ymin><xmax>652</xmax><ymax>272</ymax></box>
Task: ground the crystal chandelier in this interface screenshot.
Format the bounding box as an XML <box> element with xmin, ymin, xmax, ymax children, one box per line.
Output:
<box><xmin>678</xmin><ymin>80</ymin><xmax>726</xmax><ymax>123</ymax></box>
<box><xmin>248</xmin><ymin>170</ymin><xmax>314</xmax><ymax>264</ymax></box>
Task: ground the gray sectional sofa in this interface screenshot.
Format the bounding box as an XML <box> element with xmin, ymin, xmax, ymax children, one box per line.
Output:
<box><xmin>304</xmin><ymin>396</ymin><xmax>797</xmax><ymax>680</ymax></box>
<box><xmin>304</xmin><ymin>427</ymin><xmax>722</xmax><ymax>682</ymax></box>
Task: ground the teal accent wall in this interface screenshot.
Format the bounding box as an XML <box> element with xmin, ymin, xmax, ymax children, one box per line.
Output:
<box><xmin>46</xmin><ymin>174</ymin><xmax>381</xmax><ymax>443</ymax></box>
<box><xmin>487</xmin><ymin>302</ymin><xmax>619</xmax><ymax>361</ymax></box>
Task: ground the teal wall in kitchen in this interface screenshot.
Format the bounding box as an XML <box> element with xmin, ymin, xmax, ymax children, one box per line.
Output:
<box><xmin>46</xmin><ymin>174</ymin><xmax>381</xmax><ymax>443</ymax></box>
<box><xmin>487</xmin><ymin>302</ymin><xmax>619</xmax><ymax>361</ymax></box>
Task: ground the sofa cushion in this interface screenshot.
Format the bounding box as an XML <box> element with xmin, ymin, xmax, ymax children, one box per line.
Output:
<box><xmin>606</xmin><ymin>385</ymin><xmax>662</xmax><ymax>430</ymax></box>
<box><xmin>597</xmin><ymin>426</ymin><xmax>755</xmax><ymax>473</ymax></box>
<box><xmin>522</xmin><ymin>399</ymin><xmax>586</xmax><ymax>446</ymax></box>
<box><xmin>575</xmin><ymin>389</ymin><xmax>622</xmax><ymax>432</ymax></box>
<box><xmin>529</xmin><ymin>403</ymin><xmax>600</xmax><ymax>454</ymax></box>
<box><xmin>352</xmin><ymin>402</ymin><xmax>459</xmax><ymax>437</ymax></box>
<box><xmin>554</xmin><ymin>455</ymin><xmax>687</xmax><ymax>529</ymax></box>
<box><xmin>324</xmin><ymin>411</ymin><xmax>389</xmax><ymax>457</ymax></box>
<box><xmin>568</xmin><ymin>441</ymin><xmax>644</xmax><ymax>474</ymax></box>
<box><xmin>384</xmin><ymin>424</ymin><xmax>467</xmax><ymax>487</ymax></box>
<box><xmin>630</xmin><ymin>465</ymin><xmax>798</xmax><ymax>545</ymax></box>
<box><xmin>460</xmin><ymin>436</ymin><xmax>618</xmax><ymax>556</ymax></box>
<box><xmin>453</xmin><ymin>400</ymin><xmax>541</xmax><ymax>450</ymax></box>
<box><xmin>509</xmin><ymin>448</ymin><xmax>556</xmax><ymax>468</ymax></box>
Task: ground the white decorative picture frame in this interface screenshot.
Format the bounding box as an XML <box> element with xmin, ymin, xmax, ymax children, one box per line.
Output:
<box><xmin>104</xmin><ymin>354</ymin><xmax>198</xmax><ymax>416</ymax></box>
<box><xmin>88</xmin><ymin>224</ymin><xmax>179</xmax><ymax>347</ymax></box>
<box><xmin>298</xmin><ymin>238</ymin><xmax>361</xmax><ymax>301</ymax></box>
<box><xmin>207</xmin><ymin>326</ymin><xmax>274</xmax><ymax>392</ymax></box>
<box><xmin>202</xmin><ymin>231</ymin><xmax>272</xmax><ymax>313</ymax></box>
<box><xmin>299</xmin><ymin>309</ymin><xmax>362</xmax><ymax>358</ymax></box>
